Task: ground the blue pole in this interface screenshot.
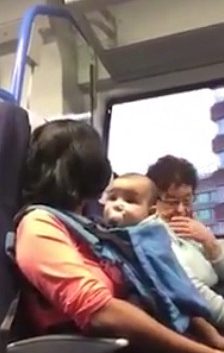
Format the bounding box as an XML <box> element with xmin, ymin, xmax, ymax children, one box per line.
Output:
<box><xmin>10</xmin><ymin>4</ymin><xmax>87</xmax><ymax>104</ymax></box>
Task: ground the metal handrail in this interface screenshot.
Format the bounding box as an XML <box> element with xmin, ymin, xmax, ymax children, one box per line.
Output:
<box><xmin>9</xmin><ymin>4</ymin><xmax>89</xmax><ymax>104</ymax></box>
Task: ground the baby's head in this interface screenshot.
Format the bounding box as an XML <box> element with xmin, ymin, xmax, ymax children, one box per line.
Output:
<box><xmin>103</xmin><ymin>173</ymin><xmax>158</xmax><ymax>227</ymax></box>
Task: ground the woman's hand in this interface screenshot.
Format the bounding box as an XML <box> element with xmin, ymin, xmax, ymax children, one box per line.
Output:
<box><xmin>169</xmin><ymin>216</ymin><xmax>214</xmax><ymax>244</ymax></box>
<box><xmin>168</xmin><ymin>216</ymin><xmax>222</xmax><ymax>260</ymax></box>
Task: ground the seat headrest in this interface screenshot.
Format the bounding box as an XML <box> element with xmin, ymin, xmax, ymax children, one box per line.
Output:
<box><xmin>0</xmin><ymin>103</ymin><xmax>30</xmax><ymax>213</ymax></box>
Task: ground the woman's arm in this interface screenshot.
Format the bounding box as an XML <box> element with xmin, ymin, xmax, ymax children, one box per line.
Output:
<box><xmin>175</xmin><ymin>260</ymin><xmax>224</xmax><ymax>329</ymax></box>
<box><xmin>90</xmin><ymin>298</ymin><xmax>221</xmax><ymax>353</ymax></box>
<box><xmin>207</xmin><ymin>242</ymin><xmax>224</xmax><ymax>281</ymax></box>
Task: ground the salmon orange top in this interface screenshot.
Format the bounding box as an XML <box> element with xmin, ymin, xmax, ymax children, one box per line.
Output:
<box><xmin>16</xmin><ymin>209</ymin><xmax>125</xmax><ymax>332</ymax></box>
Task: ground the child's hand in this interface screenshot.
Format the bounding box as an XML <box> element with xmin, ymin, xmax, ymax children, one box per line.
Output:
<box><xmin>210</xmin><ymin>335</ymin><xmax>224</xmax><ymax>351</ymax></box>
<box><xmin>190</xmin><ymin>317</ymin><xmax>224</xmax><ymax>350</ymax></box>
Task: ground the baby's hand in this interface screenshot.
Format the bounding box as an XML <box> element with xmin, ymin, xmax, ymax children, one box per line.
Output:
<box><xmin>190</xmin><ymin>317</ymin><xmax>224</xmax><ymax>350</ymax></box>
<box><xmin>201</xmin><ymin>327</ymin><xmax>224</xmax><ymax>351</ymax></box>
<box><xmin>211</xmin><ymin>336</ymin><xmax>224</xmax><ymax>350</ymax></box>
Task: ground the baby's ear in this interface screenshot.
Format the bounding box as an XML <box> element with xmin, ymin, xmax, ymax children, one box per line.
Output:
<box><xmin>148</xmin><ymin>205</ymin><xmax>157</xmax><ymax>216</ymax></box>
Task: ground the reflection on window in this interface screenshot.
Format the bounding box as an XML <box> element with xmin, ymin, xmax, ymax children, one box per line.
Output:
<box><xmin>196</xmin><ymin>209</ymin><xmax>213</xmax><ymax>221</ymax></box>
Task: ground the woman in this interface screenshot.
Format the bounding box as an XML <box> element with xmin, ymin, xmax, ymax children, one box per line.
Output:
<box><xmin>147</xmin><ymin>155</ymin><xmax>224</xmax><ymax>329</ymax></box>
<box><xmin>15</xmin><ymin>121</ymin><xmax>221</xmax><ymax>353</ymax></box>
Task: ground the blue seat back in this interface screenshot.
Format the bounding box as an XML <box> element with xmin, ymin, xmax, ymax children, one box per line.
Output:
<box><xmin>0</xmin><ymin>102</ymin><xmax>30</xmax><ymax>324</ymax></box>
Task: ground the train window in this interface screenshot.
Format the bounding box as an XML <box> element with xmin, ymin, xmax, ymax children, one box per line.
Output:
<box><xmin>196</xmin><ymin>209</ymin><xmax>213</xmax><ymax>222</ymax></box>
<box><xmin>195</xmin><ymin>191</ymin><xmax>216</xmax><ymax>204</ymax></box>
<box><xmin>108</xmin><ymin>89</ymin><xmax>219</xmax><ymax>175</ymax></box>
<box><xmin>108</xmin><ymin>88</ymin><xmax>224</xmax><ymax>235</ymax></box>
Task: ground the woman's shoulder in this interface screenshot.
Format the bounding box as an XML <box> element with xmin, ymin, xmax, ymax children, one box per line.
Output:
<box><xmin>15</xmin><ymin>207</ymin><xmax>80</xmax><ymax>268</ymax></box>
<box><xmin>19</xmin><ymin>208</ymin><xmax>54</xmax><ymax>221</ymax></box>
<box><xmin>16</xmin><ymin>207</ymin><xmax>70</xmax><ymax>241</ymax></box>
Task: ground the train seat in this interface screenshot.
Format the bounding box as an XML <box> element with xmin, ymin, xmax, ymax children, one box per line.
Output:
<box><xmin>0</xmin><ymin>102</ymin><xmax>126</xmax><ymax>353</ymax></box>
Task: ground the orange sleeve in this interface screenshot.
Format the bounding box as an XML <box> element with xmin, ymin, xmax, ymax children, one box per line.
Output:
<box><xmin>16</xmin><ymin>210</ymin><xmax>113</xmax><ymax>329</ymax></box>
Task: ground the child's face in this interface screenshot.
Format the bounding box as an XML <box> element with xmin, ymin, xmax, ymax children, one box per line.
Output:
<box><xmin>103</xmin><ymin>177</ymin><xmax>152</xmax><ymax>227</ymax></box>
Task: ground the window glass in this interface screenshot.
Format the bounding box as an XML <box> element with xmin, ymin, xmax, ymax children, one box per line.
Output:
<box><xmin>108</xmin><ymin>89</ymin><xmax>219</xmax><ymax>175</ymax></box>
<box><xmin>196</xmin><ymin>209</ymin><xmax>213</xmax><ymax>221</ymax></box>
<box><xmin>219</xmin><ymin>151</ymin><xmax>224</xmax><ymax>165</ymax></box>
<box><xmin>196</xmin><ymin>193</ymin><xmax>210</xmax><ymax>204</ymax></box>
<box><xmin>108</xmin><ymin>88</ymin><xmax>224</xmax><ymax>234</ymax></box>
<box><xmin>195</xmin><ymin>191</ymin><xmax>216</xmax><ymax>204</ymax></box>
<box><xmin>217</xmin><ymin>119</ymin><xmax>224</xmax><ymax>135</ymax></box>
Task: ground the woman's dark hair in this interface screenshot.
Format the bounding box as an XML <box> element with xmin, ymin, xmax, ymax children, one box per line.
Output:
<box><xmin>23</xmin><ymin>119</ymin><xmax>111</xmax><ymax>210</ymax></box>
<box><xmin>146</xmin><ymin>155</ymin><xmax>198</xmax><ymax>192</ymax></box>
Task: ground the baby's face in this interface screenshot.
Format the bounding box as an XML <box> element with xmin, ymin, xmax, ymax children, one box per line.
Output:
<box><xmin>103</xmin><ymin>177</ymin><xmax>151</xmax><ymax>227</ymax></box>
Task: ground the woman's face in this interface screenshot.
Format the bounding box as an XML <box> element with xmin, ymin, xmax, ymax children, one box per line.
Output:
<box><xmin>156</xmin><ymin>183</ymin><xmax>194</xmax><ymax>222</ymax></box>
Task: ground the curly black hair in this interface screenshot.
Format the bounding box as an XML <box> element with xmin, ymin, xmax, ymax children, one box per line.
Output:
<box><xmin>23</xmin><ymin>119</ymin><xmax>111</xmax><ymax>210</ymax></box>
<box><xmin>146</xmin><ymin>155</ymin><xmax>198</xmax><ymax>192</ymax></box>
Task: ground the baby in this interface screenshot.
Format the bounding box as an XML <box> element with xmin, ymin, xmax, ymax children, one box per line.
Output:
<box><xmin>103</xmin><ymin>173</ymin><xmax>224</xmax><ymax>350</ymax></box>
<box><xmin>103</xmin><ymin>173</ymin><xmax>157</xmax><ymax>227</ymax></box>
